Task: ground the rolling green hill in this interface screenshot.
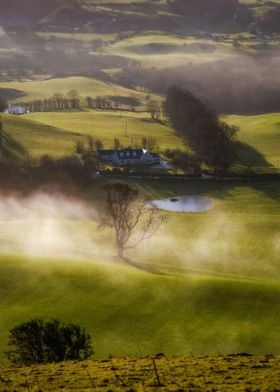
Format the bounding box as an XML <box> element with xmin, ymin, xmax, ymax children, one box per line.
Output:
<box><xmin>0</xmin><ymin>179</ymin><xmax>279</xmax><ymax>363</ymax></box>
<box><xmin>0</xmin><ymin>76</ymin><xmax>156</xmax><ymax>109</ymax></box>
<box><xmin>0</xmin><ymin>250</ymin><xmax>279</xmax><ymax>363</ymax></box>
<box><xmin>1</xmin><ymin>110</ymin><xmax>279</xmax><ymax>172</ymax></box>
<box><xmin>226</xmin><ymin>113</ymin><xmax>280</xmax><ymax>169</ymax></box>
<box><xmin>1</xmin><ymin>110</ymin><xmax>185</xmax><ymax>158</ymax></box>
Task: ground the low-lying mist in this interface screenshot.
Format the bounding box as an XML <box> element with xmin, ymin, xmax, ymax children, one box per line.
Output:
<box><xmin>0</xmin><ymin>192</ymin><xmax>278</xmax><ymax>279</ymax></box>
<box><xmin>117</xmin><ymin>51</ymin><xmax>280</xmax><ymax>114</ymax></box>
<box><xmin>0</xmin><ymin>192</ymin><xmax>107</xmax><ymax>260</ymax></box>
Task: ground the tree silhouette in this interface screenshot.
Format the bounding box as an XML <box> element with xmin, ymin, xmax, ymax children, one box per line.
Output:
<box><xmin>6</xmin><ymin>319</ymin><xmax>93</xmax><ymax>365</ymax></box>
<box><xmin>165</xmin><ymin>86</ymin><xmax>238</xmax><ymax>171</ymax></box>
<box><xmin>0</xmin><ymin>96</ymin><xmax>8</xmax><ymax>112</ymax></box>
<box><xmin>100</xmin><ymin>183</ymin><xmax>165</xmax><ymax>259</ymax></box>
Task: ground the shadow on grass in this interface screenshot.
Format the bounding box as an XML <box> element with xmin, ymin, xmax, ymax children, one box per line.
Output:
<box><xmin>117</xmin><ymin>255</ymin><xmax>169</xmax><ymax>275</ymax></box>
<box><xmin>0</xmin><ymin>88</ymin><xmax>26</xmax><ymax>101</ymax></box>
<box><xmin>133</xmin><ymin>140</ymin><xmax>279</xmax><ymax>200</ymax></box>
<box><xmin>1</xmin><ymin>130</ymin><xmax>27</xmax><ymax>162</ymax></box>
<box><xmin>140</xmin><ymin>117</ymin><xmax>167</xmax><ymax>126</ymax></box>
<box><xmin>107</xmin><ymin>96</ymin><xmax>142</xmax><ymax>107</ymax></box>
<box><xmin>232</xmin><ymin>141</ymin><xmax>272</xmax><ymax>169</ymax></box>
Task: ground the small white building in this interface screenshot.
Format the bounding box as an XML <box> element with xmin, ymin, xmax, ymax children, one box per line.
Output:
<box><xmin>5</xmin><ymin>104</ymin><xmax>28</xmax><ymax>115</ymax></box>
<box><xmin>97</xmin><ymin>148</ymin><xmax>160</xmax><ymax>166</ymax></box>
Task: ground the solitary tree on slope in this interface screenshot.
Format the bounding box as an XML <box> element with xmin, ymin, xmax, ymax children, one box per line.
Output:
<box><xmin>101</xmin><ymin>182</ymin><xmax>165</xmax><ymax>259</ymax></box>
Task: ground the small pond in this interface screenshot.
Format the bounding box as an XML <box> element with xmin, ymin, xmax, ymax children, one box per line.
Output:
<box><xmin>149</xmin><ymin>195</ymin><xmax>213</xmax><ymax>213</ymax></box>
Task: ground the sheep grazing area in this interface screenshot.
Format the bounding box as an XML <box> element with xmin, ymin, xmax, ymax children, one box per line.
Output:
<box><xmin>1</xmin><ymin>355</ymin><xmax>279</xmax><ymax>391</ymax></box>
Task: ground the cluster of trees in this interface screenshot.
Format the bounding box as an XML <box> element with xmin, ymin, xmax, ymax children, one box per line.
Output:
<box><xmin>75</xmin><ymin>136</ymin><xmax>159</xmax><ymax>155</ymax></box>
<box><xmin>14</xmin><ymin>93</ymin><xmax>145</xmax><ymax>114</ymax></box>
<box><xmin>164</xmin><ymin>148</ymin><xmax>201</xmax><ymax>175</ymax></box>
<box><xmin>16</xmin><ymin>90</ymin><xmax>81</xmax><ymax>113</ymax></box>
<box><xmin>164</xmin><ymin>86</ymin><xmax>238</xmax><ymax>170</ymax></box>
<box><xmin>75</xmin><ymin>136</ymin><xmax>104</xmax><ymax>155</ymax></box>
<box><xmin>111</xmin><ymin>136</ymin><xmax>159</xmax><ymax>152</ymax></box>
<box><xmin>86</xmin><ymin>96</ymin><xmax>123</xmax><ymax>110</ymax></box>
<box><xmin>6</xmin><ymin>319</ymin><xmax>93</xmax><ymax>365</ymax></box>
<box><xmin>146</xmin><ymin>100</ymin><xmax>161</xmax><ymax>120</ymax></box>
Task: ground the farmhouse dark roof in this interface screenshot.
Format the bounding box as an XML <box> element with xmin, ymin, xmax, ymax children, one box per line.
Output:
<box><xmin>116</xmin><ymin>149</ymin><xmax>144</xmax><ymax>159</ymax></box>
<box><xmin>98</xmin><ymin>149</ymin><xmax>148</xmax><ymax>159</ymax></box>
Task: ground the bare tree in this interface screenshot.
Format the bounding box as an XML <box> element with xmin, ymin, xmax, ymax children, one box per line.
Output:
<box><xmin>113</xmin><ymin>137</ymin><xmax>121</xmax><ymax>150</ymax></box>
<box><xmin>87</xmin><ymin>135</ymin><xmax>94</xmax><ymax>151</ymax></box>
<box><xmin>146</xmin><ymin>99</ymin><xmax>161</xmax><ymax>120</ymax></box>
<box><xmin>101</xmin><ymin>183</ymin><xmax>165</xmax><ymax>259</ymax></box>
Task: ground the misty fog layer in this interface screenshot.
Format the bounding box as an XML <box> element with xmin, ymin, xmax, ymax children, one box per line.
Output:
<box><xmin>117</xmin><ymin>52</ymin><xmax>280</xmax><ymax>113</ymax></box>
<box><xmin>0</xmin><ymin>192</ymin><xmax>277</xmax><ymax>279</ymax></box>
<box><xmin>0</xmin><ymin>193</ymin><xmax>104</xmax><ymax>259</ymax></box>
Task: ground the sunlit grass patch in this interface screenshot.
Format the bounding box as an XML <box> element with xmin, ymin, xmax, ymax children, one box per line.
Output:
<box><xmin>1</xmin><ymin>355</ymin><xmax>280</xmax><ymax>391</ymax></box>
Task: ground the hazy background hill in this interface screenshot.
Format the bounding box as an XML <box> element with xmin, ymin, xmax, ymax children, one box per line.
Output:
<box><xmin>0</xmin><ymin>0</ymin><xmax>279</xmax><ymax>113</ymax></box>
<box><xmin>0</xmin><ymin>0</ymin><xmax>277</xmax><ymax>32</ymax></box>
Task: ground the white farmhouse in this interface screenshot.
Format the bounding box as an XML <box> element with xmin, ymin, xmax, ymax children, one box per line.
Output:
<box><xmin>6</xmin><ymin>104</ymin><xmax>28</xmax><ymax>115</ymax></box>
<box><xmin>97</xmin><ymin>148</ymin><xmax>160</xmax><ymax>166</ymax></box>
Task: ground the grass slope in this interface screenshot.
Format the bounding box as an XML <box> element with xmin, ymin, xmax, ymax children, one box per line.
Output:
<box><xmin>2</xmin><ymin>110</ymin><xmax>279</xmax><ymax>170</ymax></box>
<box><xmin>2</xmin><ymin>114</ymin><xmax>86</xmax><ymax>158</ymax></box>
<box><xmin>98</xmin><ymin>178</ymin><xmax>280</xmax><ymax>279</ymax></box>
<box><xmin>2</xmin><ymin>355</ymin><xmax>280</xmax><ymax>391</ymax></box>
<box><xmin>0</xmin><ymin>255</ymin><xmax>280</xmax><ymax>365</ymax></box>
<box><xmin>1</xmin><ymin>111</ymin><xmax>185</xmax><ymax>158</ymax></box>
<box><xmin>226</xmin><ymin>113</ymin><xmax>280</xmax><ymax>169</ymax></box>
<box><xmin>105</xmin><ymin>32</ymin><xmax>235</xmax><ymax>69</ymax></box>
<box><xmin>0</xmin><ymin>76</ymin><xmax>158</xmax><ymax>109</ymax></box>
<box><xmin>0</xmin><ymin>180</ymin><xmax>279</xmax><ymax>363</ymax></box>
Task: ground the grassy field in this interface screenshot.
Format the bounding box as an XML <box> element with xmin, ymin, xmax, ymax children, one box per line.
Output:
<box><xmin>104</xmin><ymin>33</ymin><xmax>233</xmax><ymax>69</ymax></box>
<box><xmin>34</xmin><ymin>29</ymin><xmax>278</xmax><ymax>71</ymax></box>
<box><xmin>1</xmin><ymin>355</ymin><xmax>280</xmax><ymax>391</ymax></box>
<box><xmin>0</xmin><ymin>179</ymin><xmax>279</xmax><ymax>363</ymax></box>
<box><xmin>0</xmin><ymin>251</ymin><xmax>279</xmax><ymax>363</ymax></box>
<box><xmin>0</xmin><ymin>76</ymin><xmax>158</xmax><ymax>109</ymax></box>
<box><xmin>1</xmin><ymin>110</ymin><xmax>279</xmax><ymax>171</ymax></box>
<box><xmin>1</xmin><ymin>111</ymin><xmax>185</xmax><ymax>158</ymax></box>
<box><xmin>226</xmin><ymin>113</ymin><xmax>280</xmax><ymax>170</ymax></box>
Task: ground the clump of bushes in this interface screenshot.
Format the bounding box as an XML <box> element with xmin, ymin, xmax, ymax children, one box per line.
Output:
<box><xmin>6</xmin><ymin>319</ymin><xmax>93</xmax><ymax>365</ymax></box>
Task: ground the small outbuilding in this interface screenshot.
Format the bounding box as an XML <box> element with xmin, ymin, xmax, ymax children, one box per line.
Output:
<box><xmin>5</xmin><ymin>104</ymin><xmax>28</xmax><ymax>115</ymax></box>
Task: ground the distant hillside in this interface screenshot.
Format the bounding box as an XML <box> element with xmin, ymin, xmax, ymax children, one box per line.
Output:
<box><xmin>0</xmin><ymin>0</ymin><xmax>255</xmax><ymax>33</ymax></box>
<box><xmin>0</xmin><ymin>0</ymin><xmax>279</xmax><ymax>33</ymax></box>
<box><xmin>0</xmin><ymin>0</ymin><xmax>67</xmax><ymax>26</ymax></box>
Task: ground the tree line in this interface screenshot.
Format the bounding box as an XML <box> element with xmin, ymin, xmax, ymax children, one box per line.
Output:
<box><xmin>164</xmin><ymin>86</ymin><xmax>238</xmax><ymax>171</ymax></box>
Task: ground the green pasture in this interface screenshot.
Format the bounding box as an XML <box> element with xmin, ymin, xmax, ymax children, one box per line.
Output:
<box><xmin>36</xmin><ymin>30</ymin><xmax>255</xmax><ymax>69</ymax></box>
<box><xmin>0</xmin><ymin>254</ymin><xmax>279</xmax><ymax>361</ymax></box>
<box><xmin>226</xmin><ymin>113</ymin><xmax>280</xmax><ymax>170</ymax></box>
<box><xmin>0</xmin><ymin>179</ymin><xmax>279</xmax><ymax>362</ymax></box>
<box><xmin>105</xmin><ymin>32</ymin><xmax>235</xmax><ymax>68</ymax></box>
<box><xmin>2</xmin><ymin>114</ymin><xmax>85</xmax><ymax>158</ymax></box>
<box><xmin>0</xmin><ymin>76</ymin><xmax>155</xmax><ymax>108</ymax></box>
<box><xmin>124</xmin><ymin>179</ymin><xmax>280</xmax><ymax>279</ymax></box>
<box><xmin>1</xmin><ymin>110</ymin><xmax>279</xmax><ymax>172</ymax></box>
<box><xmin>1</xmin><ymin>111</ymin><xmax>185</xmax><ymax>157</ymax></box>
